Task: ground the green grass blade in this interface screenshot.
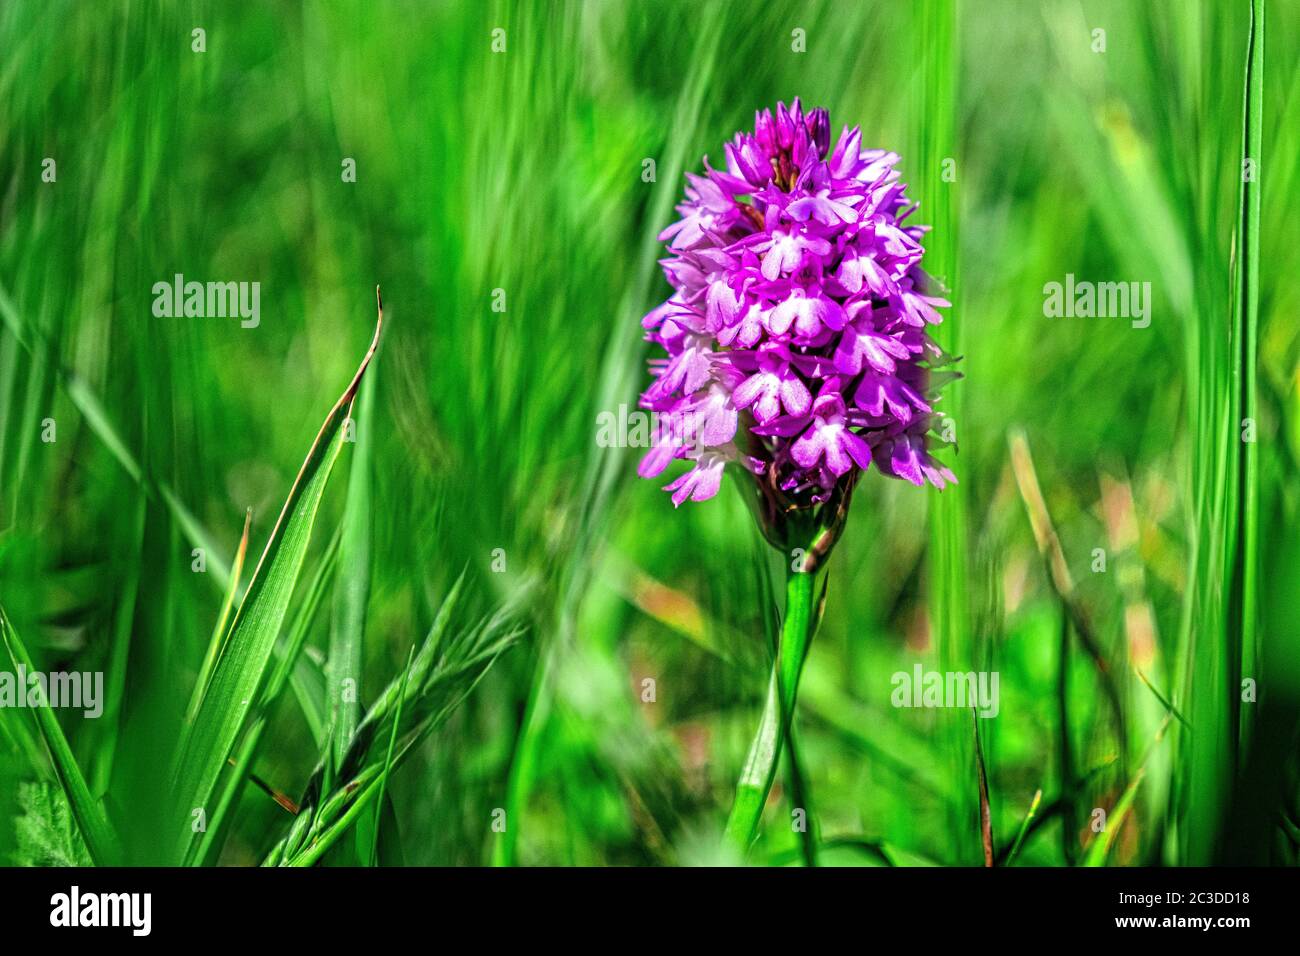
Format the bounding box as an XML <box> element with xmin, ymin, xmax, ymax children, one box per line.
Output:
<box><xmin>369</xmin><ymin>646</ymin><xmax>412</xmax><ymax>867</ymax></box>
<box><xmin>328</xmin><ymin>353</ymin><xmax>377</xmax><ymax>765</ymax></box>
<box><xmin>1004</xmin><ymin>789</ymin><xmax>1043</xmax><ymax>866</ymax></box>
<box><xmin>0</xmin><ymin>604</ymin><xmax>124</xmax><ymax>865</ymax></box>
<box><xmin>290</xmin><ymin>651</ymin><xmax>330</xmax><ymax>748</ymax></box>
<box><xmin>186</xmin><ymin>525</ymin><xmax>342</xmax><ymax>866</ymax></box>
<box><xmin>1180</xmin><ymin>0</ymin><xmax>1264</xmax><ymax>865</ymax></box>
<box><xmin>1233</xmin><ymin>0</ymin><xmax>1263</xmax><ymax>757</ymax></box>
<box><xmin>913</xmin><ymin>0</ymin><xmax>973</xmax><ymax>864</ymax></box>
<box><xmin>185</xmin><ymin>509</ymin><xmax>251</xmax><ymax>728</ymax></box>
<box><xmin>1083</xmin><ymin>768</ymin><xmax>1146</xmax><ymax>867</ymax></box>
<box><xmin>1135</xmin><ymin>669</ymin><xmax>1192</xmax><ymax>731</ymax></box>
<box><xmin>171</xmin><ymin>296</ymin><xmax>382</xmax><ymax>864</ymax></box>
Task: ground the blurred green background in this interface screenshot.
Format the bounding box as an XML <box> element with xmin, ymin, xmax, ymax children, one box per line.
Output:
<box><xmin>1</xmin><ymin>0</ymin><xmax>1298</xmax><ymax>866</ymax></box>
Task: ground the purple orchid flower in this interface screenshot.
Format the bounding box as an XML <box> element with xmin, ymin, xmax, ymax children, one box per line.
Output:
<box><xmin>637</xmin><ymin>98</ymin><xmax>957</xmax><ymax>517</ymax></box>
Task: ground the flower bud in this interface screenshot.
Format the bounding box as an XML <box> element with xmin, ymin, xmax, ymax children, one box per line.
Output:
<box><xmin>806</xmin><ymin>107</ymin><xmax>830</xmax><ymax>158</ymax></box>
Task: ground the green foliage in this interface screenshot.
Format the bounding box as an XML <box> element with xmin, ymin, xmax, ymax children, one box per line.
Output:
<box><xmin>12</xmin><ymin>781</ymin><xmax>92</xmax><ymax>867</ymax></box>
<box><xmin>0</xmin><ymin>0</ymin><xmax>1296</xmax><ymax>868</ymax></box>
<box><xmin>1</xmin><ymin>607</ymin><xmax>124</xmax><ymax>865</ymax></box>
<box><xmin>170</xmin><ymin>312</ymin><xmax>380</xmax><ymax>865</ymax></box>
<box><xmin>267</xmin><ymin>576</ymin><xmax>525</xmax><ymax>867</ymax></box>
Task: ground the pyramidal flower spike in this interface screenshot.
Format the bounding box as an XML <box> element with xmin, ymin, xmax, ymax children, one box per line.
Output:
<box><xmin>636</xmin><ymin>100</ymin><xmax>959</xmax><ymax>853</ymax></box>
<box><xmin>638</xmin><ymin>98</ymin><xmax>956</xmax><ymax>567</ymax></box>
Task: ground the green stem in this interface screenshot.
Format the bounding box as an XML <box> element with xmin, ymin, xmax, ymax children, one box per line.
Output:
<box><xmin>784</xmin><ymin>718</ymin><xmax>817</xmax><ymax>867</ymax></box>
<box><xmin>725</xmin><ymin>562</ymin><xmax>825</xmax><ymax>853</ymax></box>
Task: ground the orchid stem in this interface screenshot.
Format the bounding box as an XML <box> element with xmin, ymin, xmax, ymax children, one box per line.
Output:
<box><xmin>725</xmin><ymin>560</ymin><xmax>826</xmax><ymax>855</ymax></box>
